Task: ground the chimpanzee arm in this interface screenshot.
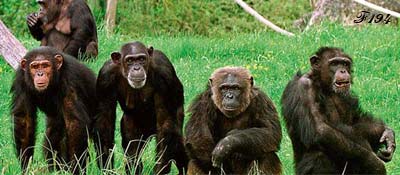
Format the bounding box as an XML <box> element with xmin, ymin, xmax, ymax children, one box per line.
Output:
<box><xmin>62</xmin><ymin>89</ymin><xmax>92</xmax><ymax>175</ymax></box>
<box><xmin>353</xmin><ymin>112</ymin><xmax>386</xmax><ymax>147</ymax></box>
<box><xmin>26</xmin><ymin>13</ymin><xmax>44</xmax><ymax>41</ymax></box>
<box><xmin>185</xmin><ymin>90</ymin><xmax>217</xmax><ymax>171</ymax></box>
<box><xmin>282</xmin><ymin>74</ymin><xmax>376</xmax><ymax>160</ymax></box>
<box><xmin>211</xmin><ymin>92</ymin><xmax>282</xmax><ymax>166</ymax></box>
<box><xmin>152</xmin><ymin>65</ymin><xmax>187</xmax><ymax>173</ymax></box>
<box><xmin>11</xmin><ymin>85</ymin><xmax>37</xmax><ymax>171</ymax></box>
<box><xmin>64</xmin><ymin>5</ymin><xmax>96</xmax><ymax>58</ymax></box>
<box><xmin>353</xmin><ymin>111</ymin><xmax>395</xmax><ymax>162</ymax></box>
<box><xmin>94</xmin><ymin>62</ymin><xmax>118</xmax><ymax>169</ymax></box>
<box><xmin>153</xmin><ymin>93</ymin><xmax>181</xmax><ymax>174</ymax></box>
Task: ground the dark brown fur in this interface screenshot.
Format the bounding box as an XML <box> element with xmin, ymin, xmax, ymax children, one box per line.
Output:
<box><xmin>281</xmin><ymin>47</ymin><xmax>396</xmax><ymax>175</ymax></box>
<box><xmin>11</xmin><ymin>47</ymin><xmax>97</xmax><ymax>174</ymax></box>
<box><xmin>26</xmin><ymin>0</ymin><xmax>98</xmax><ymax>58</ymax></box>
<box><xmin>94</xmin><ymin>42</ymin><xmax>187</xmax><ymax>174</ymax></box>
<box><xmin>185</xmin><ymin>67</ymin><xmax>282</xmax><ymax>174</ymax></box>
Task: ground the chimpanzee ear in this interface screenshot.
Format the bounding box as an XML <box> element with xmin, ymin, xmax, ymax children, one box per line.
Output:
<box><xmin>249</xmin><ymin>76</ymin><xmax>254</xmax><ymax>87</ymax></box>
<box><xmin>310</xmin><ymin>55</ymin><xmax>320</xmax><ymax>68</ymax></box>
<box><xmin>20</xmin><ymin>59</ymin><xmax>27</xmax><ymax>71</ymax></box>
<box><xmin>147</xmin><ymin>46</ymin><xmax>154</xmax><ymax>57</ymax></box>
<box><xmin>209</xmin><ymin>78</ymin><xmax>213</xmax><ymax>87</ymax></box>
<box><xmin>54</xmin><ymin>54</ymin><xmax>63</xmax><ymax>70</ymax></box>
<box><xmin>111</xmin><ymin>52</ymin><xmax>121</xmax><ymax>64</ymax></box>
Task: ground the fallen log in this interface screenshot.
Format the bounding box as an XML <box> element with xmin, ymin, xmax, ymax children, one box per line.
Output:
<box><xmin>234</xmin><ymin>0</ymin><xmax>295</xmax><ymax>37</ymax></box>
<box><xmin>0</xmin><ymin>20</ymin><xmax>26</xmax><ymax>70</ymax></box>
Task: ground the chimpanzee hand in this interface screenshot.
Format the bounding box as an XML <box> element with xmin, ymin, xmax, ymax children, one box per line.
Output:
<box><xmin>378</xmin><ymin>127</ymin><xmax>396</xmax><ymax>162</ymax></box>
<box><xmin>211</xmin><ymin>136</ymin><xmax>234</xmax><ymax>168</ymax></box>
<box><xmin>27</xmin><ymin>13</ymin><xmax>39</xmax><ymax>27</ymax></box>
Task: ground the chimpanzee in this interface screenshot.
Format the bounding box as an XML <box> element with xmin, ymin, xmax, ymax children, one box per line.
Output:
<box><xmin>10</xmin><ymin>46</ymin><xmax>97</xmax><ymax>174</ymax></box>
<box><xmin>185</xmin><ymin>66</ymin><xmax>282</xmax><ymax>175</ymax></box>
<box><xmin>94</xmin><ymin>41</ymin><xmax>187</xmax><ymax>174</ymax></box>
<box><xmin>281</xmin><ymin>47</ymin><xmax>396</xmax><ymax>174</ymax></box>
<box><xmin>26</xmin><ymin>0</ymin><xmax>98</xmax><ymax>58</ymax></box>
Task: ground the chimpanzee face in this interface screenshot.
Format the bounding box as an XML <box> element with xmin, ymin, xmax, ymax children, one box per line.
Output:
<box><xmin>327</xmin><ymin>57</ymin><xmax>352</xmax><ymax>95</ymax></box>
<box><xmin>310</xmin><ymin>48</ymin><xmax>352</xmax><ymax>96</ymax></box>
<box><xmin>210</xmin><ymin>67</ymin><xmax>254</xmax><ymax>118</ymax></box>
<box><xmin>111</xmin><ymin>42</ymin><xmax>153</xmax><ymax>89</ymax></box>
<box><xmin>21</xmin><ymin>53</ymin><xmax>63</xmax><ymax>92</ymax></box>
<box><xmin>218</xmin><ymin>74</ymin><xmax>243</xmax><ymax>113</ymax></box>
<box><xmin>37</xmin><ymin>0</ymin><xmax>62</xmax><ymax>24</ymax></box>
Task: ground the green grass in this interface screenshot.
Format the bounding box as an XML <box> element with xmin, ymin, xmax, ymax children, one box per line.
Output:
<box><xmin>0</xmin><ymin>24</ymin><xmax>399</xmax><ymax>174</ymax></box>
<box><xmin>1</xmin><ymin>0</ymin><xmax>311</xmax><ymax>37</ymax></box>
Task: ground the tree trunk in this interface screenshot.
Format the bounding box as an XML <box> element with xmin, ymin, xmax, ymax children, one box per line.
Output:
<box><xmin>295</xmin><ymin>0</ymin><xmax>400</xmax><ymax>30</ymax></box>
<box><xmin>0</xmin><ymin>20</ymin><xmax>26</xmax><ymax>70</ymax></box>
<box><xmin>105</xmin><ymin>0</ymin><xmax>117</xmax><ymax>35</ymax></box>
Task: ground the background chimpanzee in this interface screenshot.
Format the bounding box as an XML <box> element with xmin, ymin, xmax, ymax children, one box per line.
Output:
<box><xmin>94</xmin><ymin>41</ymin><xmax>187</xmax><ymax>174</ymax></box>
<box><xmin>281</xmin><ymin>47</ymin><xmax>396</xmax><ymax>174</ymax></box>
<box><xmin>26</xmin><ymin>0</ymin><xmax>98</xmax><ymax>58</ymax></box>
<box><xmin>11</xmin><ymin>47</ymin><xmax>97</xmax><ymax>174</ymax></box>
<box><xmin>185</xmin><ymin>66</ymin><xmax>282</xmax><ymax>175</ymax></box>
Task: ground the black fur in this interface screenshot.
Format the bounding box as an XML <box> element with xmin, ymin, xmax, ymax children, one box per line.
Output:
<box><xmin>11</xmin><ymin>46</ymin><xmax>97</xmax><ymax>174</ymax></box>
<box><xmin>281</xmin><ymin>47</ymin><xmax>394</xmax><ymax>175</ymax></box>
<box><xmin>94</xmin><ymin>42</ymin><xmax>187</xmax><ymax>174</ymax></box>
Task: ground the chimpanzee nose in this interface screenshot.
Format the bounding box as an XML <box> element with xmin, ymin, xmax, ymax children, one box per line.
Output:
<box><xmin>340</xmin><ymin>70</ymin><xmax>346</xmax><ymax>74</ymax></box>
<box><xmin>37</xmin><ymin>72</ymin><xmax>44</xmax><ymax>76</ymax></box>
<box><xmin>133</xmin><ymin>66</ymin><xmax>140</xmax><ymax>71</ymax></box>
<box><xmin>227</xmin><ymin>93</ymin><xmax>234</xmax><ymax>99</ymax></box>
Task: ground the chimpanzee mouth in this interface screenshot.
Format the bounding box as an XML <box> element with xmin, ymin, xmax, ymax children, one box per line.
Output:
<box><xmin>131</xmin><ymin>78</ymin><xmax>145</xmax><ymax>82</ymax></box>
<box><xmin>334</xmin><ymin>81</ymin><xmax>350</xmax><ymax>88</ymax></box>
<box><xmin>35</xmin><ymin>84</ymin><xmax>48</xmax><ymax>91</ymax></box>
<box><xmin>223</xmin><ymin>106</ymin><xmax>239</xmax><ymax>111</ymax></box>
<box><xmin>35</xmin><ymin>82</ymin><xmax>48</xmax><ymax>88</ymax></box>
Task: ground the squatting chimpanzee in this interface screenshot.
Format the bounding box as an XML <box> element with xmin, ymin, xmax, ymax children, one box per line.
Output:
<box><xmin>94</xmin><ymin>41</ymin><xmax>187</xmax><ymax>174</ymax></box>
<box><xmin>281</xmin><ymin>47</ymin><xmax>396</xmax><ymax>174</ymax></box>
<box><xmin>185</xmin><ymin>66</ymin><xmax>282</xmax><ymax>175</ymax></box>
<box><xmin>11</xmin><ymin>46</ymin><xmax>97</xmax><ymax>174</ymax></box>
<box><xmin>26</xmin><ymin>0</ymin><xmax>98</xmax><ymax>58</ymax></box>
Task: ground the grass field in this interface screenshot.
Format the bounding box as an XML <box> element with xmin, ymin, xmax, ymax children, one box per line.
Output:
<box><xmin>0</xmin><ymin>24</ymin><xmax>399</xmax><ymax>174</ymax></box>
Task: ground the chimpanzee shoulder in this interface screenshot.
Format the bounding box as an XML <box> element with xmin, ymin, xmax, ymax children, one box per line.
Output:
<box><xmin>151</xmin><ymin>50</ymin><xmax>184</xmax><ymax>103</ymax></box>
<box><xmin>152</xmin><ymin>50</ymin><xmax>179</xmax><ymax>81</ymax></box>
<box><xmin>188</xmin><ymin>85</ymin><xmax>217</xmax><ymax>120</ymax></box>
<box><xmin>96</xmin><ymin>60</ymin><xmax>121</xmax><ymax>89</ymax></box>
<box><xmin>69</xmin><ymin>0</ymin><xmax>97</xmax><ymax>33</ymax></box>
<box><xmin>60</xmin><ymin>53</ymin><xmax>96</xmax><ymax>97</ymax></box>
<box><xmin>281</xmin><ymin>71</ymin><xmax>318</xmax><ymax>147</ymax></box>
<box><xmin>10</xmin><ymin>69</ymin><xmax>30</xmax><ymax>116</ymax></box>
<box><xmin>249</xmin><ymin>87</ymin><xmax>278</xmax><ymax>116</ymax></box>
<box><xmin>60</xmin><ymin>54</ymin><xmax>95</xmax><ymax>79</ymax></box>
<box><xmin>10</xmin><ymin>68</ymin><xmax>27</xmax><ymax>94</ymax></box>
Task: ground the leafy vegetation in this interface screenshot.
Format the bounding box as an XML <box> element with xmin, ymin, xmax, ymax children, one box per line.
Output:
<box><xmin>1</xmin><ymin>0</ymin><xmax>311</xmax><ymax>37</ymax></box>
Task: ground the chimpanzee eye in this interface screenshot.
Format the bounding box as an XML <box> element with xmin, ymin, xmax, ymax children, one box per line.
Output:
<box><xmin>139</xmin><ymin>57</ymin><xmax>145</xmax><ymax>62</ymax></box>
<box><xmin>42</xmin><ymin>64</ymin><xmax>49</xmax><ymax>69</ymax></box>
<box><xmin>126</xmin><ymin>58</ymin><xmax>134</xmax><ymax>64</ymax></box>
<box><xmin>220</xmin><ymin>86</ymin><xmax>228</xmax><ymax>91</ymax></box>
<box><xmin>31</xmin><ymin>64</ymin><xmax>39</xmax><ymax>70</ymax></box>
